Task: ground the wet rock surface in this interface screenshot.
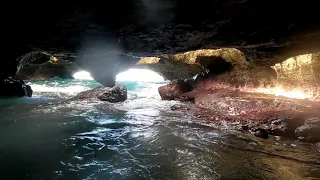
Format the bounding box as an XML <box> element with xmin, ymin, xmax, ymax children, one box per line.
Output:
<box><xmin>159</xmin><ymin>52</ymin><xmax>320</xmax><ymax>143</ymax></box>
<box><xmin>158</xmin><ymin>79</ymin><xmax>193</xmax><ymax>100</ymax></box>
<box><xmin>97</xmin><ymin>84</ymin><xmax>127</xmax><ymax>103</ymax></box>
<box><xmin>168</xmin><ymin>83</ymin><xmax>320</xmax><ymax>143</ymax></box>
<box><xmin>72</xmin><ymin>84</ymin><xmax>127</xmax><ymax>103</ymax></box>
<box><xmin>295</xmin><ymin>118</ymin><xmax>320</xmax><ymax>143</ymax></box>
<box><xmin>0</xmin><ymin>78</ymin><xmax>33</xmax><ymax>97</ymax></box>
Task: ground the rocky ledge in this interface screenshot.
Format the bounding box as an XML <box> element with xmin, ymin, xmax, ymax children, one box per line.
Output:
<box><xmin>158</xmin><ymin>52</ymin><xmax>320</xmax><ymax>145</ymax></box>
<box><xmin>167</xmin><ymin>86</ymin><xmax>320</xmax><ymax>142</ymax></box>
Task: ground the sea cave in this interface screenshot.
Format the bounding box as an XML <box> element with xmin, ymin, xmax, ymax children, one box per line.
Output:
<box><xmin>1</xmin><ymin>1</ymin><xmax>320</xmax><ymax>179</ymax></box>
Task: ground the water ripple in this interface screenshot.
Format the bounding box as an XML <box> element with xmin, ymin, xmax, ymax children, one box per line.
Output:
<box><xmin>1</xmin><ymin>80</ymin><xmax>319</xmax><ymax>179</ymax></box>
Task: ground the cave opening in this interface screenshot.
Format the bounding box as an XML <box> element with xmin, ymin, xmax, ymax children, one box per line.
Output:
<box><xmin>72</xmin><ymin>70</ymin><xmax>94</xmax><ymax>80</ymax></box>
<box><xmin>115</xmin><ymin>68</ymin><xmax>165</xmax><ymax>83</ymax></box>
<box><xmin>197</xmin><ymin>56</ymin><xmax>233</xmax><ymax>75</ymax></box>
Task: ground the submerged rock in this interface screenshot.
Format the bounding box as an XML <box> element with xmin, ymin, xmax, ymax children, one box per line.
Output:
<box><xmin>0</xmin><ymin>78</ymin><xmax>33</xmax><ymax>97</ymax></box>
<box><xmin>72</xmin><ymin>84</ymin><xmax>127</xmax><ymax>103</ymax></box>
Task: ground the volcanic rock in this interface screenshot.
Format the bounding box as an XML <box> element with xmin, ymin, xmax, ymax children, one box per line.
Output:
<box><xmin>72</xmin><ymin>84</ymin><xmax>127</xmax><ymax>103</ymax></box>
<box><xmin>158</xmin><ymin>79</ymin><xmax>193</xmax><ymax>100</ymax></box>
<box><xmin>0</xmin><ymin>78</ymin><xmax>33</xmax><ymax>97</ymax></box>
<box><xmin>97</xmin><ymin>84</ymin><xmax>127</xmax><ymax>102</ymax></box>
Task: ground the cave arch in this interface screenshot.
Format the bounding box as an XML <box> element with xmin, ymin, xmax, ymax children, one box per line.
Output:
<box><xmin>14</xmin><ymin>51</ymin><xmax>82</xmax><ymax>80</ymax></box>
<box><xmin>196</xmin><ymin>56</ymin><xmax>233</xmax><ymax>75</ymax></box>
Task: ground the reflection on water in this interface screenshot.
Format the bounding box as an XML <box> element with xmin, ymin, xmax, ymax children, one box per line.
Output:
<box><xmin>0</xmin><ymin>79</ymin><xmax>319</xmax><ymax>180</ymax></box>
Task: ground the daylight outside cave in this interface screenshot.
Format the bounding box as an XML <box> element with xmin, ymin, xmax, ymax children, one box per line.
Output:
<box><xmin>115</xmin><ymin>68</ymin><xmax>165</xmax><ymax>82</ymax></box>
<box><xmin>73</xmin><ymin>69</ymin><xmax>165</xmax><ymax>82</ymax></box>
<box><xmin>0</xmin><ymin>1</ymin><xmax>320</xmax><ymax>178</ymax></box>
<box><xmin>72</xmin><ymin>70</ymin><xmax>94</xmax><ymax>80</ymax></box>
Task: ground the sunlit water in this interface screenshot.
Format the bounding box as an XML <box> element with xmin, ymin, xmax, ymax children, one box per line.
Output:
<box><xmin>0</xmin><ymin>79</ymin><xmax>319</xmax><ymax>180</ymax></box>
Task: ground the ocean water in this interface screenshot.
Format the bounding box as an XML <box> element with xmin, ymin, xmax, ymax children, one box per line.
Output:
<box><xmin>0</xmin><ymin>78</ymin><xmax>319</xmax><ymax>180</ymax></box>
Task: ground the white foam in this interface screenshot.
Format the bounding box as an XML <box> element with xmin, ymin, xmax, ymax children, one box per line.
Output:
<box><xmin>28</xmin><ymin>84</ymin><xmax>91</xmax><ymax>95</ymax></box>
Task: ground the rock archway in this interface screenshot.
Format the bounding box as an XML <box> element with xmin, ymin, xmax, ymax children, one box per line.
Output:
<box><xmin>1</xmin><ymin>0</ymin><xmax>320</xmax><ymax>96</ymax></box>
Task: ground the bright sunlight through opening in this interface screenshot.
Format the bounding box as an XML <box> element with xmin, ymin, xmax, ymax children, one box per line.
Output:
<box><xmin>72</xmin><ymin>71</ymin><xmax>94</xmax><ymax>80</ymax></box>
<box><xmin>116</xmin><ymin>69</ymin><xmax>165</xmax><ymax>82</ymax></box>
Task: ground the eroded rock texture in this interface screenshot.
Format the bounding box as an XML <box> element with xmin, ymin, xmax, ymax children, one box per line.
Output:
<box><xmin>271</xmin><ymin>53</ymin><xmax>320</xmax><ymax>97</ymax></box>
<box><xmin>137</xmin><ymin>48</ymin><xmax>278</xmax><ymax>86</ymax></box>
<box><xmin>72</xmin><ymin>84</ymin><xmax>127</xmax><ymax>103</ymax></box>
<box><xmin>15</xmin><ymin>58</ymin><xmax>81</xmax><ymax>80</ymax></box>
<box><xmin>158</xmin><ymin>79</ymin><xmax>193</xmax><ymax>100</ymax></box>
<box><xmin>1</xmin><ymin>1</ymin><xmax>320</xmax><ymax>85</ymax></box>
<box><xmin>157</xmin><ymin>51</ymin><xmax>320</xmax><ymax>142</ymax></box>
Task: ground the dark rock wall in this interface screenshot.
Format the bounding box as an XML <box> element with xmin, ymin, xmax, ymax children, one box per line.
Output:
<box><xmin>1</xmin><ymin>1</ymin><xmax>320</xmax><ymax>84</ymax></box>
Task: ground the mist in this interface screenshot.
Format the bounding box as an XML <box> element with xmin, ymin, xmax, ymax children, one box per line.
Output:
<box><xmin>74</xmin><ymin>1</ymin><xmax>178</xmax><ymax>86</ymax></box>
<box><xmin>75</xmin><ymin>36</ymin><xmax>139</xmax><ymax>86</ymax></box>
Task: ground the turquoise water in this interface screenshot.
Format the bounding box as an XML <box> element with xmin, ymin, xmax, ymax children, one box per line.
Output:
<box><xmin>0</xmin><ymin>79</ymin><xmax>319</xmax><ymax>180</ymax></box>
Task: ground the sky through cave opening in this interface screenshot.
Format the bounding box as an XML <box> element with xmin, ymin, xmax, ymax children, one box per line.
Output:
<box><xmin>116</xmin><ymin>69</ymin><xmax>165</xmax><ymax>83</ymax></box>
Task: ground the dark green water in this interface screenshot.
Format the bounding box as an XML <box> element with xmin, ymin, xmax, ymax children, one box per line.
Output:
<box><xmin>0</xmin><ymin>79</ymin><xmax>319</xmax><ymax>180</ymax></box>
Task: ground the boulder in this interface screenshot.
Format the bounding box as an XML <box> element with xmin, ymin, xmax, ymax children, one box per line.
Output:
<box><xmin>0</xmin><ymin>78</ymin><xmax>33</xmax><ymax>97</ymax></box>
<box><xmin>97</xmin><ymin>84</ymin><xmax>127</xmax><ymax>103</ymax></box>
<box><xmin>295</xmin><ymin>117</ymin><xmax>320</xmax><ymax>143</ymax></box>
<box><xmin>158</xmin><ymin>79</ymin><xmax>193</xmax><ymax>100</ymax></box>
<box><xmin>72</xmin><ymin>84</ymin><xmax>127</xmax><ymax>103</ymax></box>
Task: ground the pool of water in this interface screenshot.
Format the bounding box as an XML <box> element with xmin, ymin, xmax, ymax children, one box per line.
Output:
<box><xmin>0</xmin><ymin>79</ymin><xmax>319</xmax><ymax>180</ymax></box>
